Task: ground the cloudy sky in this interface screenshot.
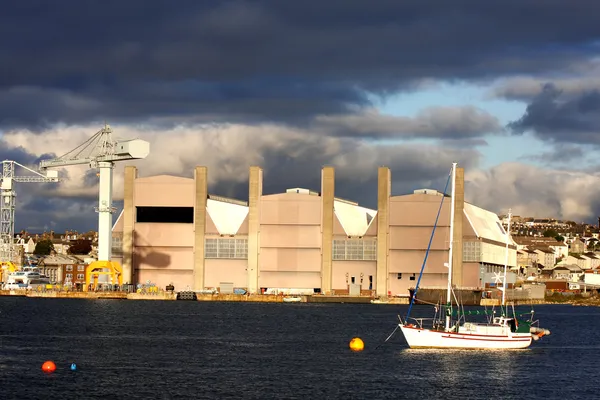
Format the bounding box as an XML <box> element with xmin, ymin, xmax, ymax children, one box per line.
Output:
<box><xmin>3</xmin><ymin>0</ymin><xmax>600</xmax><ymax>232</ymax></box>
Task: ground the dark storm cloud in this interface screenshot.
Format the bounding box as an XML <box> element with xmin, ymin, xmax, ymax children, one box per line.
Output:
<box><xmin>522</xmin><ymin>144</ymin><xmax>587</xmax><ymax>166</ymax></box>
<box><xmin>508</xmin><ymin>84</ymin><xmax>600</xmax><ymax>144</ymax></box>
<box><xmin>21</xmin><ymin>196</ymin><xmax>63</xmax><ymax>213</ymax></box>
<box><xmin>18</xmin><ymin>194</ymin><xmax>101</xmax><ymax>233</ymax></box>
<box><xmin>0</xmin><ymin>81</ymin><xmax>368</xmax><ymax>130</ymax></box>
<box><xmin>313</xmin><ymin>107</ymin><xmax>500</xmax><ymax>139</ymax></box>
<box><xmin>1</xmin><ymin>0</ymin><xmax>599</xmax><ymax>129</ymax></box>
<box><xmin>0</xmin><ymin>141</ymin><xmax>55</xmax><ymax>167</ymax></box>
<box><xmin>82</xmin><ymin>169</ymin><xmax>100</xmax><ymax>188</ymax></box>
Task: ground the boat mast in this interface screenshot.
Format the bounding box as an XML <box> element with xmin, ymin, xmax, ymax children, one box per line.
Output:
<box><xmin>445</xmin><ymin>162</ymin><xmax>457</xmax><ymax>331</ymax></box>
<box><xmin>501</xmin><ymin>209</ymin><xmax>512</xmax><ymax>307</ymax></box>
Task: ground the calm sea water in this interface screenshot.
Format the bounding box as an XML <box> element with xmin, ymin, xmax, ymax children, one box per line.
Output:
<box><xmin>0</xmin><ymin>298</ymin><xmax>595</xmax><ymax>399</ymax></box>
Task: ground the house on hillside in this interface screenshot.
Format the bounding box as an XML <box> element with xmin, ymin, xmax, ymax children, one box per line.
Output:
<box><xmin>565</xmin><ymin>254</ymin><xmax>586</xmax><ymax>270</ymax></box>
<box><xmin>517</xmin><ymin>249</ymin><xmax>538</xmax><ymax>268</ymax></box>
<box><xmin>570</xmin><ymin>238</ymin><xmax>586</xmax><ymax>254</ymax></box>
<box><xmin>533</xmin><ymin>247</ymin><xmax>556</xmax><ymax>268</ymax></box>
<box><xmin>581</xmin><ymin>252</ymin><xmax>600</xmax><ymax>270</ymax></box>
<box><xmin>516</xmin><ymin>250</ymin><xmax>531</xmax><ymax>268</ymax></box>
<box><xmin>544</xmin><ymin>263</ymin><xmax>583</xmax><ymax>282</ymax></box>
<box><xmin>16</xmin><ymin>236</ymin><xmax>36</xmax><ymax>254</ymax></box>
<box><xmin>38</xmin><ymin>255</ymin><xmax>87</xmax><ymax>285</ymax></box>
<box><xmin>513</xmin><ymin>236</ymin><xmax>568</xmax><ymax>260</ymax></box>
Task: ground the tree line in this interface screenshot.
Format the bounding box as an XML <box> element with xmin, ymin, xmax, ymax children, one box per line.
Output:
<box><xmin>33</xmin><ymin>239</ymin><xmax>92</xmax><ymax>256</ymax></box>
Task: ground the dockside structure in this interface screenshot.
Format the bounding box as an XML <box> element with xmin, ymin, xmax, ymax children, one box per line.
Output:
<box><xmin>111</xmin><ymin>166</ymin><xmax>516</xmax><ymax>297</ymax></box>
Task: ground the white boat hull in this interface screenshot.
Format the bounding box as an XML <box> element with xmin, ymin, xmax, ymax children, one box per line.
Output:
<box><xmin>399</xmin><ymin>324</ymin><xmax>532</xmax><ymax>349</ymax></box>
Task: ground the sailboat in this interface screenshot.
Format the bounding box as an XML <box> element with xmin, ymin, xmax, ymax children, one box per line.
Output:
<box><xmin>397</xmin><ymin>163</ymin><xmax>550</xmax><ymax>349</ymax></box>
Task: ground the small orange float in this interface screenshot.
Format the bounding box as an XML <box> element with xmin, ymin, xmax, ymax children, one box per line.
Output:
<box><xmin>42</xmin><ymin>361</ymin><xmax>56</xmax><ymax>373</ymax></box>
<box><xmin>349</xmin><ymin>337</ymin><xmax>365</xmax><ymax>352</ymax></box>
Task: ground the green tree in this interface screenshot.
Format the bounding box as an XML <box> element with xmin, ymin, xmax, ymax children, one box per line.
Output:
<box><xmin>555</xmin><ymin>235</ymin><xmax>565</xmax><ymax>242</ymax></box>
<box><xmin>67</xmin><ymin>239</ymin><xmax>92</xmax><ymax>255</ymax></box>
<box><xmin>33</xmin><ymin>239</ymin><xmax>54</xmax><ymax>255</ymax></box>
<box><xmin>543</xmin><ymin>229</ymin><xmax>558</xmax><ymax>238</ymax></box>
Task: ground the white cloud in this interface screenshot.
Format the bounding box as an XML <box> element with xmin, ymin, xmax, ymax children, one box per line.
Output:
<box><xmin>466</xmin><ymin>162</ymin><xmax>600</xmax><ymax>222</ymax></box>
<box><xmin>2</xmin><ymin>121</ymin><xmax>478</xmax><ymax>201</ymax></box>
<box><xmin>4</xmin><ymin>121</ymin><xmax>600</xmax><ymax>231</ymax></box>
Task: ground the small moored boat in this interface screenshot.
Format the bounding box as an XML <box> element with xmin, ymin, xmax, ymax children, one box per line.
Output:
<box><xmin>283</xmin><ymin>296</ymin><xmax>302</xmax><ymax>303</ymax></box>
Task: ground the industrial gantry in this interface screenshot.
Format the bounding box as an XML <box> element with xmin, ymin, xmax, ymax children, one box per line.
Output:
<box><xmin>39</xmin><ymin>124</ymin><xmax>149</xmax><ymax>290</ymax></box>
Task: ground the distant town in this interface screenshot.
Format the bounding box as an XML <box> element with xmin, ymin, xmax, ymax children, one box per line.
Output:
<box><xmin>496</xmin><ymin>215</ymin><xmax>600</xmax><ymax>294</ymax></box>
<box><xmin>499</xmin><ymin>215</ymin><xmax>600</xmax><ymax>239</ymax></box>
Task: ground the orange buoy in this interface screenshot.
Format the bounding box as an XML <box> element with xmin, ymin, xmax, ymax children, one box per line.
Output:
<box><xmin>349</xmin><ymin>337</ymin><xmax>365</xmax><ymax>352</ymax></box>
<box><xmin>42</xmin><ymin>361</ymin><xmax>56</xmax><ymax>373</ymax></box>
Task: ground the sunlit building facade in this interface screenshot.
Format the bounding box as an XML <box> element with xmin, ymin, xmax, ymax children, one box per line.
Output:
<box><xmin>112</xmin><ymin>165</ymin><xmax>515</xmax><ymax>296</ymax></box>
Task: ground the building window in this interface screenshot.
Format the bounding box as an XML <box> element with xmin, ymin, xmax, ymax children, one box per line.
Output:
<box><xmin>463</xmin><ymin>241</ymin><xmax>481</xmax><ymax>262</ymax></box>
<box><xmin>333</xmin><ymin>239</ymin><xmax>377</xmax><ymax>261</ymax></box>
<box><xmin>363</xmin><ymin>240</ymin><xmax>377</xmax><ymax>260</ymax></box>
<box><xmin>218</xmin><ymin>239</ymin><xmax>235</xmax><ymax>258</ymax></box>
<box><xmin>77</xmin><ymin>265</ymin><xmax>84</xmax><ymax>271</ymax></box>
<box><xmin>66</xmin><ymin>265</ymin><xmax>73</xmax><ymax>271</ymax></box>
<box><xmin>333</xmin><ymin>241</ymin><xmax>346</xmax><ymax>260</ymax></box>
<box><xmin>397</xmin><ymin>273</ymin><xmax>402</xmax><ymax>280</ymax></box>
<box><xmin>410</xmin><ymin>273</ymin><xmax>416</xmax><ymax>281</ymax></box>
<box><xmin>136</xmin><ymin>206</ymin><xmax>194</xmax><ymax>223</ymax></box>
<box><xmin>66</xmin><ymin>273</ymin><xmax>73</xmax><ymax>279</ymax></box>
<box><xmin>235</xmin><ymin>239</ymin><xmax>248</xmax><ymax>259</ymax></box>
<box><xmin>205</xmin><ymin>238</ymin><xmax>248</xmax><ymax>259</ymax></box>
<box><xmin>76</xmin><ymin>274</ymin><xmax>85</xmax><ymax>280</ymax></box>
<box><xmin>205</xmin><ymin>238</ymin><xmax>218</xmax><ymax>258</ymax></box>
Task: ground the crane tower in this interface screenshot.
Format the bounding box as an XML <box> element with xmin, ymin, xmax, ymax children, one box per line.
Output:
<box><xmin>1</xmin><ymin>160</ymin><xmax>59</xmax><ymax>270</ymax></box>
<box><xmin>39</xmin><ymin>124</ymin><xmax>149</xmax><ymax>289</ymax></box>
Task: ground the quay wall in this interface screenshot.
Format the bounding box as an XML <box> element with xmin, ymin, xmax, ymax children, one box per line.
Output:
<box><xmin>0</xmin><ymin>290</ymin><xmax>566</xmax><ymax>305</ymax></box>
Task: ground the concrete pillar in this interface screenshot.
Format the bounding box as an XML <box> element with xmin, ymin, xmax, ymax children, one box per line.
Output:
<box><xmin>122</xmin><ymin>166</ymin><xmax>137</xmax><ymax>284</ymax></box>
<box><xmin>376</xmin><ymin>167</ymin><xmax>391</xmax><ymax>298</ymax></box>
<box><xmin>247</xmin><ymin>166</ymin><xmax>263</xmax><ymax>294</ymax></box>
<box><xmin>452</xmin><ymin>167</ymin><xmax>465</xmax><ymax>287</ymax></box>
<box><xmin>193</xmin><ymin>166</ymin><xmax>208</xmax><ymax>291</ymax></box>
<box><xmin>321</xmin><ymin>167</ymin><xmax>335</xmax><ymax>294</ymax></box>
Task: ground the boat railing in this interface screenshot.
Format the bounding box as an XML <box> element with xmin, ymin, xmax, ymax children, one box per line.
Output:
<box><xmin>405</xmin><ymin>317</ymin><xmax>436</xmax><ymax>329</ymax></box>
<box><xmin>529</xmin><ymin>318</ymin><xmax>540</xmax><ymax>328</ymax></box>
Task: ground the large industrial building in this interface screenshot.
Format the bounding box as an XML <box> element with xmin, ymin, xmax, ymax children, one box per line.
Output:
<box><xmin>111</xmin><ymin>166</ymin><xmax>516</xmax><ymax>296</ymax></box>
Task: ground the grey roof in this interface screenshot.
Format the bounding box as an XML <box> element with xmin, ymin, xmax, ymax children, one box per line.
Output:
<box><xmin>550</xmin><ymin>263</ymin><xmax>582</xmax><ymax>272</ymax></box>
<box><xmin>38</xmin><ymin>254</ymin><xmax>83</xmax><ymax>265</ymax></box>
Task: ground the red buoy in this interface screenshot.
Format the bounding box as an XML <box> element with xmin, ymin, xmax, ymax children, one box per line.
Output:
<box><xmin>42</xmin><ymin>361</ymin><xmax>56</xmax><ymax>373</ymax></box>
